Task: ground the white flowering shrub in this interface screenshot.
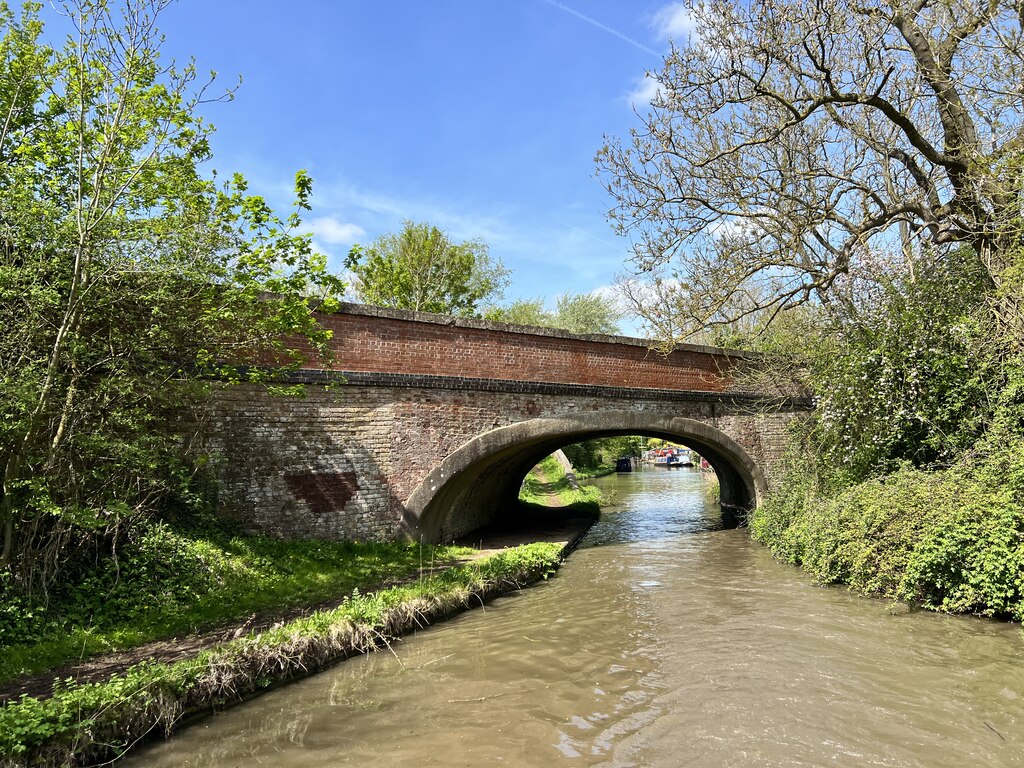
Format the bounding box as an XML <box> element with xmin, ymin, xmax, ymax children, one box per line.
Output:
<box><xmin>811</xmin><ymin>249</ymin><xmax>993</xmax><ymax>483</ymax></box>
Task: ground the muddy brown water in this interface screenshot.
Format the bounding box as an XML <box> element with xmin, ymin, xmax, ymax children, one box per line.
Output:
<box><xmin>125</xmin><ymin>467</ymin><xmax>1024</xmax><ymax>767</ymax></box>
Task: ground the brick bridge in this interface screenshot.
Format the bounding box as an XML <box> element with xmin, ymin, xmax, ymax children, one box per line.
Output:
<box><xmin>204</xmin><ymin>304</ymin><xmax>811</xmax><ymax>543</ymax></box>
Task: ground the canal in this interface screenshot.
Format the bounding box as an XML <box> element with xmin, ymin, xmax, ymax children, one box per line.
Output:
<box><xmin>127</xmin><ymin>467</ymin><xmax>1024</xmax><ymax>767</ymax></box>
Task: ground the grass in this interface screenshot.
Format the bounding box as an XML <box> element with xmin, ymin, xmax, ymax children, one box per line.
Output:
<box><xmin>2</xmin><ymin>450</ymin><xmax>604</xmax><ymax>688</ymax></box>
<box><xmin>519</xmin><ymin>455</ymin><xmax>602</xmax><ymax>508</ymax></box>
<box><xmin>701</xmin><ymin>471</ymin><xmax>720</xmax><ymax>503</ymax></box>
<box><xmin>573</xmin><ymin>464</ymin><xmax>617</xmax><ymax>481</ymax></box>
<box><xmin>0</xmin><ymin>529</ymin><xmax>473</xmax><ymax>685</ymax></box>
<box><xmin>0</xmin><ymin>542</ymin><xmax>565</xmax><ymax>767</ymax></box>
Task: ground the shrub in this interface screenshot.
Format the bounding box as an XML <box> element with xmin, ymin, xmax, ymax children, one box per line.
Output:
<box><xmin>752</xmin><ymin>447</ymin><xmax>1024</xmax><ymax>620</ymax></box>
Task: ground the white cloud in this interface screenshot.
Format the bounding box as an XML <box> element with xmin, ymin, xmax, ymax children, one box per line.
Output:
<box><xmin>707</xmin><ymin>217</ymin><xmax>748</xmax><ymax>241</ymax></box>
<box><xmin>306</xmin><ymin>216</ymin><xmax>365</xmax><ymax>245</ymax></box>
<box><xmin>591</xmin><ymin>283</ymin><xmax>628</xmax><ymax>312</ymax></box>
<box><xmin>309</xmin><ymin>182</ymin><xmax>512</xmax><ymax>248</ymax></box>
<box><xmin>652</xmin><ymin>3</ymin><xmax>696</xmax><ymax>40</ymax></box>
<box><xmin>627</xmin><ymin>73</ymin><xmax>663</xmax><ymax>106</ymax></box>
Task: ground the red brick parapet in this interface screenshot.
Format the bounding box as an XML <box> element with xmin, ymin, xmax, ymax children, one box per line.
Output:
<box><xmin>290</xmin><ymin>302</ymin><xmax>752</xmax><ymax>394</ymax></box>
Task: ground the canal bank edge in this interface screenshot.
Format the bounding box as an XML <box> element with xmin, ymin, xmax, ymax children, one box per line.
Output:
<box><xmin>0</xmin><ymin>524</ymin><xmax>595</xmax><ymax>768</ymax></box>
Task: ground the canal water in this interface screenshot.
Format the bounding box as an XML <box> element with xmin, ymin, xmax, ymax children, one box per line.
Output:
<box><xmin>127</xmin><ymin>467</ymin><xmax>1024</xmax><ymax>767</ymax></box>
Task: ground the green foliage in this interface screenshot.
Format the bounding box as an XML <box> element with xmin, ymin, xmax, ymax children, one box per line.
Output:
<box><xmin>0</xmin><ymin>1</ymin><xmax>344</xmax><ymax>590</ymax></box>
<box><xmin>345</xmin><ymin>220</ymin><xmax>509</xmax><ymax>316</ymax></box>
<box><xmin>811</xmin><ymin>250</ymin><xmax>994</xmax><ymax>481</ymax></box>
<box><xmin>483</xmin><ymin>297</ymin><xmax>550</xmax><ymax>326</ymax></box>
<box><xmin>0</xmin><ymin>542</ymin><xmax>564</xmax><ymax>764</ymax></box>
<box><xmin>0</xmin><ymin>660</ymin><xmax>201</xmax><ymax>761</ymax></box>
<box><xmin>553</xmin><ymin>291</ymin><xmax>622</xmax><ymax>335</ymax></box>
<box><xmin>752</xmin><ymin>442</ymin><xmax>1024</xmax><ymax>620</ymax></box>
<box><xmin>0</xmin><ymin>516</ymin><xmax>471</xmax><ymax>683</ymax></box>
<box><xmin>735</xmin><ymin>250</ymin><xmax>995</xmax><ymax>486</ymax></box>
<box><xmin>485</xmin><ymin>291</ymin><xmax>622</xmax><ymax>335</ymax></box>
<box><xmin>748</xmin><ymin>446</ymin><xmax>819</xmax><ymax>566</ymax></box>
<box><xmin>561</xmin><ymin>436</ymin><xmax>644</xmax><ymax>476</ymax></box>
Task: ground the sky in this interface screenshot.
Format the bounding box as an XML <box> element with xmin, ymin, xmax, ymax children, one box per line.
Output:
<box><xmin>47</xmin><ymin>1</ymin><xmax>695</xmax><ymax>328</ymax></box>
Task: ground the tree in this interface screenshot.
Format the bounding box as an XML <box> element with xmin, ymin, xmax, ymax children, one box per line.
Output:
<box><xmin>562</xmin><ymin>435</ymin><xmax>648</xmax><ymax>473</ymax></box>
<box><xmin>346</xmin><ymin>220</ymin><xmax>509</xmax><ymax>316</ymax></box>
<box><xmin>553</xmin><ymin>291</ymin><xmax>622</xmax><ymax>335</ymax></box>
<box><xmin>0</xmin><ymin>1</ymin><xmax>343</xmax><ymax>586</ymax></box>
<box><xmin>485</xmin><ymin>292</ymin><xmax>622</xmax><ymax>335</ymax></box>
<box><xmin>597</xmin><ymin>0</ymin><xmax>1024</xmax><ymax>337</ymax></box>
<box><xmin>483</xmin><ymin>298</ymin><xmax>550</xmax><ymax>326</ymax></box>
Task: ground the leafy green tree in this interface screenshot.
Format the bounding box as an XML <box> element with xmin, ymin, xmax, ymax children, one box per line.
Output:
<box><xmin>0</xmin><ymin>0</ymin><xmax>343</xmax><ymax>588</ymax></box>
<box><xmin>485</xmin><ymin>292</ymin><xmax>622</xmax><ymax>335</ymax></box>
<box><xmin>483</xmin><ymin>298</ymin><xmax>549</xmax><ymax>326</ymax></box>
<box><xmin>346</xmin><ymin>220</ymin><xmax>509</xmax><ymax>316</ymax></box>
<box><xmin>562</xmin><ymin>436</ymin><xmax>646</xmax><ymax>473</ymax></box>
<box><xmin>554</xmin><ymin>291</ymin><xmax>621</xmax><ymax>336</ymax></box>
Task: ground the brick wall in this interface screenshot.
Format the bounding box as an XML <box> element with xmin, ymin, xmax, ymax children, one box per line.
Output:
<box><xmin>203</xmin><ymin>378</ymin><xmax>805</xmax><ymax>542</ymax></box>
<box><xmin>285</xmin><ymin>303</ymin><xmax>755</xmax><ymax>394</ymax></box>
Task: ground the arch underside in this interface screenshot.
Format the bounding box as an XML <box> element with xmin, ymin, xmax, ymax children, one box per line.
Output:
<box><xmin>403</xmin><ymin>411</ymin><xmax>767</xmax><ymax>543</ymax></box>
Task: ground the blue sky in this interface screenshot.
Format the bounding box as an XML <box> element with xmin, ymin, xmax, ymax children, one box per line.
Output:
<box><xmin>61</xmin><ymin>2</ymin><xmax>694</xmax><ymax>321</ymax></box>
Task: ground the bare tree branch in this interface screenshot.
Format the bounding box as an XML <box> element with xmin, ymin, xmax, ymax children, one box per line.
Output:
<box><xmin>599</xmin><ymin>0</ymin><xmax>1024</xmax><ymax>340</ymax></box>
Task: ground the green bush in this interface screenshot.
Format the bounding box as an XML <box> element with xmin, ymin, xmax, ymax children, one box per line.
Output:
<box><xmin>749</xmin><ymin>449</ymin><xmax>820</xmax><ymax>566</ymax></box>
<box><xmin>752</xmin><ymin>444</ymin><xmax>1024</xmax><ymax>620</ymax></box>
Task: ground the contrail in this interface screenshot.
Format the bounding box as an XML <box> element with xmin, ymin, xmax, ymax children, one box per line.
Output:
<box><xmin>539</xmin><ymin>0</ymin><xmax>661</xmax><ymax>58</ymax></box>
<box><xmin>557</xmin><ymin>220</ymin><xmax>626</xmax><ymax>252</ymax></box>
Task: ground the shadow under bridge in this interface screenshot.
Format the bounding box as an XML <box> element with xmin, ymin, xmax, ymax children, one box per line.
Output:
<box><xmin>403</xmin><ymin>410</ymin><xmax>767</xmax><ymax>543</ymax></box>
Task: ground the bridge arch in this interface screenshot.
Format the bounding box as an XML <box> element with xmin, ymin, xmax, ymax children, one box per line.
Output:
<box><xmin>404</xmin><ymin>410</ymin><xmax>767</xmax><ymax>542</ymax></box>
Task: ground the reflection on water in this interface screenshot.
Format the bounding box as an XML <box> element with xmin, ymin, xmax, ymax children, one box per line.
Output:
<box><xmin>126</xmin><ymin>467</ymin><xmax>1024</xmax><ymax>767</ymax></box>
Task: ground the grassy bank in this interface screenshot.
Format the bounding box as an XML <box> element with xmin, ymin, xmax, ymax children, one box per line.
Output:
<box><xmin>0</xmin><ymin>521</ymin><xmax>472</xmax><ymax>686</ymax></box>
<box><xmin>519</xmin><ymin>455</ymin><xmax>602</xmax><ymax>508</ymax></box>
<box><xmin>0</xmin><ymin>451</ymin><xmax>601</xmax><ymax>765</ymax></box>
<box><xmin>701</xmin><ymin>470</ymin><xmax>720</xmax><ymax>504</ymax></box>
<box><xmin>751</xmin><ymin>444</ymin><xmax>1024</xmax><ymax>621</ymax></box>
<box><xmin>0</xmin><ymin>542</ymin><xmax>564</xmax><ymax>767</ymax></box>
<box><xmin>573</xmin><ymin>464</ymin><xmax>617</xmax><ymax>481</ymax></box>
